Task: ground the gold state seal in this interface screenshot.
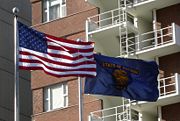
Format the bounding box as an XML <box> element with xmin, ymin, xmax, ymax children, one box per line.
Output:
<box><xmin>113</xmin><ymin>69</ymin><xmax>128</xmax><ymax>90</ymax></box>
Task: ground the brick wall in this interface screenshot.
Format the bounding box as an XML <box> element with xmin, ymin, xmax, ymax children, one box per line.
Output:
<box><xmin>30</xmin><ymin>0</ymin><xmax>101</xmax><ymax>121</ymax></box>
<box><xmin>157</xmin><ymin>4</ymin><xmax>180</xmax><ymax>27</ymax></box>
<box><xmin>159</xmin><ymin>52</ymin><xmax>180</xmax><ymax>77</ymax></box>
<box><xmin>162</xmin><ymin>103</ymin><xmax>180</xmax><ymax>121</ymax></box>
<box><xmin>32</xmin><ymin>100</ymin><xmax>101</xmax><ymax>121</ymax></box>
<box><xmin>31</xmin><ymin>0</ymin><xmax>97</xmax><ymax>25</ymax></box>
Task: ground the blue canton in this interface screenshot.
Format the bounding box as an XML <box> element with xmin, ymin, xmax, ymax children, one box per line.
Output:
<box><xmin>18</xmin><ymin>22</ymin><xmax>48</xmax><ymax>53</ymax></box>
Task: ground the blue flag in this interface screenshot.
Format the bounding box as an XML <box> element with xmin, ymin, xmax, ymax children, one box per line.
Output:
<box><xmin>84</xmin><ymin>54</ymin><xmax>159</xmax><ymax>101</ymax></box>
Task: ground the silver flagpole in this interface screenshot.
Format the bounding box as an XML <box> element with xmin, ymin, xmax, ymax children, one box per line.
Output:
<box><xmin>77</xmin><ymin>38</ymin><xmax>83</xmax><ymax>121</ymax></box>
<box><xmin>12</xmin><ymin>7</ymin><xmax>20</xmax><ymax>121</ymax></box>
<box><xmin>78</xmin><ymin>77</ymin><xmax>83</xmax><ymax>121</ymax></box>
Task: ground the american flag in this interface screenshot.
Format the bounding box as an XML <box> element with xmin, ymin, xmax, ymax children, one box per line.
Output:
<box><xmin>18</xmin><ymin>22</ymin><xmax>96</xmax><ymax>77</ymax></box>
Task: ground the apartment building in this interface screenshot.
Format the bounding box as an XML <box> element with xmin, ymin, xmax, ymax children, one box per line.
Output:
<box><xmin>30</xmin><ymin>0</ymin><xmax>101</xmax><ymax>121</ymax></box>
<box><xmin>30</xmin><ymin>0</ymin><xmax>180</xmax><ymax>121</ymax></box>
<box><xmin>0</xmin><ymin>0</ymin><xmax>32</xmax><ymax>121</ymax></box>
<box><xmin>85</xmin><ymin>0</ymin><xmax>180</xmax><ymax>121</ymax></box>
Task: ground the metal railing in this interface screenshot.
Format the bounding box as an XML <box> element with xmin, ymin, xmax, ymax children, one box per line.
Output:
<box><xmin>87</xmin><ymin>8</ymin><xmax>134</xmax><ymax>32</ymax></box>
<box><xmin>89</xmin><ymin>105</ymin><xmax>139</xmax><ymax>121</ymax></box>
<box><xmin>158</xmin><ymin>73</ymin><xmax>179</xmax><ymax>97</ymax></box>
<box><xmin>120</xmin><ymin>23</ymin><xmax>175</xmax><ymax>55</ymax></box>
<box><xmin>133</xmin><ymin>0</ymin><xmax>150</xmax><ymax>4</ymax></box>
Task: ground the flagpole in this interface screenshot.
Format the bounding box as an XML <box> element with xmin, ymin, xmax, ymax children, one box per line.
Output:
<box><xmin>12</xmin><ymin>7</ymin><xmax>20</xmax><ymax>121</ymax></box>
<box><xmin>78</xmin><ymin>77</ymin><xmax>83</xmax><ymax>121</ymax></box>
<box><xmin>77</xmin><ymin>38</ymin><xmax>84</xmax><ymax>121</ymax></box>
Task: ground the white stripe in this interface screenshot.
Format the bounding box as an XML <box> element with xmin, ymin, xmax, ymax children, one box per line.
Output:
<box><xmin>46</xmin><ymin>37</ymin><xmax>94</xmax><ymax>49</ymax></box>
<box><xmin>19</xmin><ymin>62</ymin><xmax>96</xmax><ymax>76</ymax></box>
<box><xmin>47</xmin><ymin>49</ymin><xmax>94</xmax><ymax>57</ymax></box>
<box><xmin>47</xmin><ymin>42</ymin><xmax>69</xmax><ymax>51</ymax></box>
<box><xmin>19</xmin><ymin>55</ymin><xmax>96</xmax><ymax>70</ymax></box>
<box><xmin>19</xmin><ymin>47</ymin><xmax>94</xmax><ymax>64</ymax></box>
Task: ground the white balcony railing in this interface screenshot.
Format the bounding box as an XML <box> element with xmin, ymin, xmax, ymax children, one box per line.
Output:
<box><xmin>87</xmin><ymin>8</ymin><xmax>135</xmax><ymax>33</ymax></box>
<box><xmin>88</xmin><ymin>105</ymin><xmax>139</xmax><ymax>121</ymax></box>
<box><xmin>158</xmin><ymin>73</ymin><xmax>180</xmax><ymax>98</ymax></box>
<box><xmin>133</xmin><ymin>0</ymin><xmax>150</xmax><ymax>4</ymax></box>
<box><xmin>121</xmin><ymin>23</ymin><xmax>179</xmax><ymax>56</ymax></box>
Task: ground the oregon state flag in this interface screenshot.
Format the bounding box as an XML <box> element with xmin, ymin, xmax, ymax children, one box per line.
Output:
<box><xmin>84</xmin><ymin>54</ymin><xmax>159</xmax><ymax>101</ymax></box>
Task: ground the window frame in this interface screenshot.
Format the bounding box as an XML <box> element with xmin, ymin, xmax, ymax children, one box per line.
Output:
<box><xmin>44</xmin><ymin>82</ymin><xmax>68</xmax><ymax>112</ymax></box>
<box><xmin>42</xmin><ymin>0</ymin><xmax>67</xmax><ymax>22</ymax></box>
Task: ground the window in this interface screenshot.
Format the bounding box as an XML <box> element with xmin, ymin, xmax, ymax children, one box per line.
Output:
<box><xmin>44</xmin><ymin>83</ymin><xmax>68</xmax><ymax>112</ymax></box>
<box><xmin>43</xmin><ymin>0</ymin><xmax>67</xmax><ymax>22</ymax></box>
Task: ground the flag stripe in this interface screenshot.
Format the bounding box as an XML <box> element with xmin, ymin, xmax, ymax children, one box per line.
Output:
<box><xmin>20</xmin><ymin>66</ymin><xmax>95</xmax><ymax>77</ymax></box>
<box><xmin>18</xmin><ymin>21</ymin><xmax>96</xmax><ymax>77</ymax></box>
<box><xmin>19</xmin><ymin>61</ymin><xmax>96</xmax><ymax>71</ymax></box>
<box><xmin>19</xmin><ymin>57</ymin><xmax>96</xmax><ymax>70</ymax></box>
<box><xmin>19</xmin><ymin>63</ymin><xmax>96</xmax><ymax>75</ymax></box>
<box><xmin>47</xmin><ymin>41</ymin><xmax>94</xmax><ymax>50</ymax></box>
<box><xmin>47</xmin><ymin>48</ymin><xmax>94</xmax><ymax>57</ymax></box>
<box><xmin>19</xmin><ymin>48</ymin><xmax>94</xmax><ymax>64</ymax></box>
<box><xmin>46</xmin><ymin>34</ymin><xmax>94</xmax><ymax>46</ymax></box>
<box><xmin>48</xmin><ymin>44</ymin><xmax>94</xmax><ymax>53</ymax></box>
<box><xmin>20</xmin><ymin>50</ymin><xmax>94</xmax><ymax>61</ymax></box>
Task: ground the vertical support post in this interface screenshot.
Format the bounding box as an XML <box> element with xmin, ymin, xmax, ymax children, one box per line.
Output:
<box><xmin>139</xmin><ymin>112</ymin><xmax>143</xmax><ymax>121</ymax></box>
<box><xmin>77</xmin><ymin>38</ymin><xmax>84</xmax><ymax>121</ymax></box>
<box><xmin>88</xmin><ymin>115</ymin><xmax>92</xmax><ymax>121</ymax></box>
<box><xmin>157</xmin><ymin>106</ymin><xmax>162</xmax><ymax>121</ymax></box>
<box><xmin>118</xmin><ymin>0</ymin><xmax>120</xmax><ymax>8</ymax></box>
<box><xmin>86</xmin><ymin>20</ymin><xmax>89</xmax><ymax>41</ymax></box>
<box><xmin>172</xmin><ymin>23</ymin><xmax>176</xmax><ymax>43</ymax></box>
<box><xmin>78</xmin><ymin>77</ymin><xmax>83</xmax><ymax>121</ymax></box>
<box><xmin>137</xmin><ymin>35</ymin><xmax>140</xmax><ymax>51</ymax></box>
<box><xmin>115</xmin><ymin>107</ymin><xmax>118</xmax><ymax>121</ymax></box>
<box><xmin>160</xmin><ymin>29</ymin><xmax>163</xmax><ymax>44</ymax></box>
<box><xmin>153</xmin><ymin>9</ymin><xmax>158</xmax><ymax>47</ymax></box>
<box><xmin>46</xmin><ymin>0</ymin><xmax>50</xmax><ymax>22</ymax></box>
<box><xmin>12</xmin><ymin>7</ymin><xmax>20</xmax><ymax>121</ymax></box>
<box><xmin>125</xmin><ymin>11</ymin><xmax>128</xmax><ymax>56</ymax></box>
<box><xmin>175</xmin><ymin>73</ymin><xmax>178</xmax><ymax>94</ymax></box>
<box><xmin>119</xmin><ymin>25</ymin><xmax>122</xmax><ymax>56</ymax></box>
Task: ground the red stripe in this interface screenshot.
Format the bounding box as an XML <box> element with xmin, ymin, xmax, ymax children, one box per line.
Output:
<box><xmin>19</xmin><ymin>51</ymin><xmax>96</xmax><ymax>66</ymax></box>
<box><xmin>46</xmin><ymin>34</ymin><xmax>94</xmax><ymax>45</ymax></box>
<box><xmin>20</xmin><ymin>50</ymin><xmax>89</xmax><ymax>61</ymax></box>
<box><xmin>48</xmin><ymin>53</ymin><xmax>94</xmax><ymax>59</ymax></box>
<box><xmin>48</xmin><ymin>45</ymin><xmax>94</xmax><ymax>53</ymax></box>
<box><xmin>19</xmin><ymin>66</ymin><xmax>96</xmax><ymax>78</ymax></box>
<box><xmin>19</xmin><ymin>58</ymin><xmax>96</xmax><ymax>67</ymax></box>
<box><xmin>20</xmin><ymin>50</ymin><xmax>93</xmax><ymax>60</ymax></box>
<box><xmin>19</xmin><ymin>61</ymin><xmax>96</xmax><ymax>71</ymax></box>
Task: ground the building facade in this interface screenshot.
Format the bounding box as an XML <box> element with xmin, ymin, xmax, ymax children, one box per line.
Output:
<box><xmin>86</xmin><ymin>0</ymin><xmax>180</xmax><ymax>121</ymax></box>
<box><xmin>30</xmin><ymin>0</ymin><xmax>101</xmax><ymax>121</ymax></box>
<box><xmin>30</xmin><ymin>0</ymin><xmax>180</xmax><ymax>121</ymax></box>
<box><xmin>0</xmin><ymin>0</ymin><xmax>32</xmax><ymax>121</ymax></box>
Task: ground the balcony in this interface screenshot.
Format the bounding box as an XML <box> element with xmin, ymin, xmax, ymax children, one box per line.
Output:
<box><xmin>86</xmin><ymin>8</ymin><xmax>137</xmax><ymax>57</ymax></box>
<box><xmin>158</xmin><ymin>73</ymin><xmax>180</xmax><ymax>100</ymax></box>
<box><xmin>87</xmin><ymin>8</ymin><xmax>137</xmax><ymax>34</ymax></box>
<box><xmin>88</xmin><ymin>105</ymin><xmax>139</xmax><ymax>121</ymax></box>
<box><xmin>127</xmin><ymin>0</ymin><xmax>180</xmax><ymax>21</ymax></box>
<box><xmin>85</xmin><ymin>0</ymin><xmax>138</xmax><ymax>10</ymax></box>
<box><xmin>85</xmin><ymin>0</ymin><xmax>179</xmax><ymax>22</ymax></box>
<box><xmin>121</xmin><ymin>23</ymin><xmax>180</xmax><ymax>59</ymax></box>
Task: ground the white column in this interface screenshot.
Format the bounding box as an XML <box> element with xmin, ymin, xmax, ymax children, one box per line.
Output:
<box><xmin>157</xmin><ymin>106</ymin><xmax>162</xmax><ymax>121</ymax></box>
<box><xmin>153</xmin><ymin>9</ymin><xmax>158</xmax><ymax>47</ymax></box>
